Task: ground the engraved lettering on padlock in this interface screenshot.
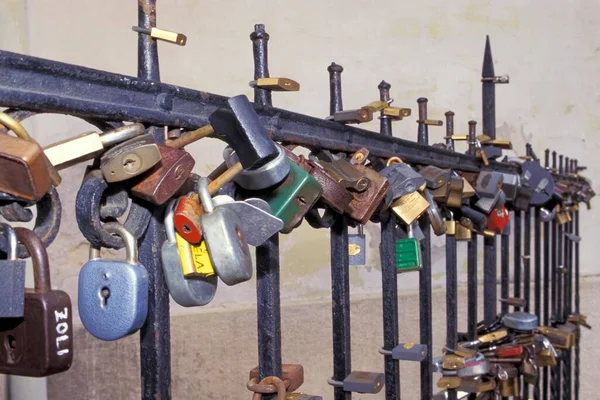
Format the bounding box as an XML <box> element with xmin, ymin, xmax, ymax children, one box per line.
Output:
<box><xmin>161</xmin><ymin>200</ymin><xmax>217</xmax><ymax>307</ymax></box>
<box><xmin>0</xmin><ymin>223</ymin><xmax>26</xmax><ymax>318</ymax></box>
<box><xmin>197</xmin><ymin>178</ymin><xmax>253</xmax><ymax>286</ymax></box>
<box><xmin>0</xmin><ymin>228</ymin><xmax>73</xmax><ymax>376</ymax></box>
<box><xmin>78</xmin><ymin>223</ymin><xmax>148</xmax><ymax>341</ymax></box>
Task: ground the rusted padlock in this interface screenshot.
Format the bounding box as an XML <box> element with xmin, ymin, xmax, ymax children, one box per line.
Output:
<box><xmin>249</xmin><ymin>364</ymin><xmax>305</xmax><ymax>393</ymax></box>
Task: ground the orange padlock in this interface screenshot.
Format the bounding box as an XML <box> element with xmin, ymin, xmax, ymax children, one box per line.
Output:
<box><xmin>173</xmin><ymin>193</ymin><xmax>203</xmax><ymax>244</ymax></box>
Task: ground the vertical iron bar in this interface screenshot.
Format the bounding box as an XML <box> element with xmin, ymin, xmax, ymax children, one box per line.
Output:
<box><xmin>562</xmin><ymin>158</ymin><xmax>571</xmax><ymax>400</ymax></box>
<box><xmin>252</xmin><ymin>26</ymin><xmax>283</xmax><ymax>399</ymax></box>
<box><xmin>136</xmin><ymin>2</ymin><xmax>171</xmax><ymax>400</ymax></box>
<box><xmin>328</xmin><ymin>63</ymin><xmax>351</xmax><ymax>400</ymax></box>
<box><xmin>542</xmin><ymin>149</ymin><xmax>550</xmax><ymax>400</ymax></box>
<box><xmin>417</xmin><ymin>98</ymin><xmax>432</xmax><ymax>400</ymax></box>
<box><xmin>523</xmin><ymin>208</ymin><xmax>531</xmax><ymax>400</ymax></box>
<box><xmin>482</xmin><ymin>36</ymin><xmax>496</xmax><ymax>140</ymax></box>
<box><xmin>513</xmin><ymin>211</ymin><xmax>522</xmax><ymax>306</ymax></box>
<box><xmin>574</xmin><ymin>183</ymin><xmax>580</xmax><ymax>400</ymax></box>
<box><xmin>378</xmin><ymin>81</ymin><xmax>400</xmax><ymax>400</ymax></box>
<box><xmin>500</xmin><ymin>229</ymin><xmax>510</xmax><ymax>316</ymax></box>
<box><xmin>467</xmin><ymin>120</ymin><xmax>478</xmax><ymax>349</ymax></box>
<box><xmin>550</xmin><ymin>151</ymin><xmax>560</xmax><ymax>400</ymax></box>
<box><xmin>445</xmin><ymin>109</ymin><xmax>457</xmax><ymax>400</ymax></box>
<box><xmin>534</xmin><ymin>207</ymin><xmax>542</xmax><ymax>400</ymax></box>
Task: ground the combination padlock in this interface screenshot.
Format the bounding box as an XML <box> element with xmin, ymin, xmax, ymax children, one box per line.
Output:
<box><xmin>0</xmin><ymin>227</ymin><xmax>72</xmax><ymax>376</ymax></box>
<box><xmin>161</xmin><ymin>200</ymin><xmax>217</xmax><ymax>307</ymax></box>
<box><xmin>0</xmin><ymin>223</ymin><xmax>26</xmax><ymax>318</ymax></box>
<box><xmin>78</xmin><ymin>222</ymin><xmax>148</xmax><ymax>341</ymax></box>
<box><xmin>197</xmin><ymin>177</ymin><xmax>253</xmax><ymax>286</ymax></box>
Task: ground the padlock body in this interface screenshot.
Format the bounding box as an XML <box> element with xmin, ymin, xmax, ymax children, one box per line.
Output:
<box><xmin>343</xmin><ymin>371</ymin><xmax>384</xmax><ymax>394</ymax></box>
<box><xmin>130</xmin><ymin>145</ymin><xmax>194</xmax><ymax>205</ymax></box>
<box><xmin>345</xmin><ymin>165</ymin><xmax>390</xmax><ymax>225</ymax></box>
<box><xmin>161</xmin><ymin>241</ymin><xmax>217</xmax><ymax>307</ymax></box>
<box><xmin>175</xmin><ymin>233</ymin><xmax>215</xmax><ymax>278</ymax></box>
<box><xmin>396</xmin><ymin>238</ymin><xmax>422</xmax><ymax>272</ymax></box>
<box><xmin>0</xmin><ymin>259</ymin><xmax>26</xmax><ymax>318</ymax></box>
<box><xmin>78</xmin><ymin>259</ymin><xmax>148</xmax><ymax>341</ymax></box>
<box><xmin>258</xmin><ymin>162</ymin><xmax>322</xmax><ymax>233</ymax></box>
<box><xmin>173</xmin><ymin>194</ymin><xmax>204</xmax><ymax>244</ymax></box>
<box><xmin>391</xmin><ymin>343</ymin><xmax>427</xmax><ymax>361</ymax></box>
<box><xmin>348</xmin><ymin>234</ymin><xmax>366</xmax><ymax>265</ymax></box>
<box><xmin>379</xmin><ymin>163</ymin><xmax>425</xmax><ymax>199</ymax></box>
<box><xmin>487</xmin><ymin>206</ymin><xmax>509</xmax><ymax>233</ymax></box>
<box><xmin>0</xmin><ymin>289</ymin><xmax>73</xmax><ymax>376</ymax></box>
<box><xmin>0</xmin><ymin>135</ymin><xmax>52</xmax><ymax>201</ymax></box>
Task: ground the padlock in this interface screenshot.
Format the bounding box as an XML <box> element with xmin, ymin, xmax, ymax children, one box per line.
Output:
<box><xmin>424</xmin><ymin>188</ymin><xmax>447</xmax><ymax>236</ymax></box>
<box><xmin>520</xmin><ymin>160</ymin><xmax>555</xmax><ymax>206</ymax></box>
<box><xmin>479</xmin><ymin>143</ymin><xmax>504</xmax><ymax>160</ymax></box>
<box><xmin>390</xmin><ymin>190</ymin><xmax>429</xmax><ymax>225</ymax></box>
<box><xmin>455</xmin><ymin>222</ymin><xmax>472</xmax><ymax>241</ymax></box>
<box><xmin>212</xmin><ymin>195</ymin><xmax>284</xmax><ymax>246</ymax></box>
<box><xmin>131</xmin><ymin>26</ymin><xmax>187</xmax><ymax>45</ymax></box>
<box><xmin>100</xmin><ymin>134</ymin><xmax>161</xmax><ymax>182</ymax></box>
<box><xmin>331</xmin><ymin>108</ymin><xmax>373</xmax><ymax>124</ymax></box>
<box><xmin>161</xmin><ymin>200</ymin><xmax>217</xmax><ymax>307</ymax></box>
<box><xmin>396</xmin><ymin>223</ymin><xmax>422</xmax><ymax>273</ymax></box>
<box><xmin>498</xmin><ymin>376</ymin><xmax>519</xmax><ymax>397</ymax></box>
<box><xmin>223</xmin><ymin>145</ymin><xmax>290</xmax><ymax>190</ymax></box>
<box><xmin>0</xmin><ymin>227</ymin><xmax>72</xmax><ymax>376</ymax></box>
<box><xmin>475</xmin><ymin>171</ymin><xmax>503</xmax><ymax>197</ymax></box>
<box><xmin>456</xmin><ymin>357</ymin><xmax>490</xmax><ymax>378</ymax></box>
<box><xmin>312</xmin><ymin>152</ymin><xmax>371</xmax><ymax>193</ymax></box>
<box><xmin>286</xmin><ymin>394</ymin><xmax>323</xmax><ymax>400</ymax></box>
<box><xmin>249</xmin><ymin>77</ymin><xmax>300</xmax><ymax>91</ymax></box>
<box><xmin>197</xmin><ymin>178</ymin><xmax>253</xmax><ymax>286</ymax></box>
<box><xmin>175</xmin><ymin>230</ymin><xmax>215</xmax><ymax>279</ymax></box>
<box><xmin>419</xmin><ymin>165</ymin><xmax>450</xmax><ymax>189</ymax></box>
<box><xmin>379</xmin><ymin>162</ymin><xmax>425</xmax><ymax>199</ymax></box>
<box><xmin>437</xmin><ymin>376</ymin><xmax>462</xmax><ymax>389</ymax></box>
<box><xmin>173</xmin><ymin>193</ymin><xmax>204</xmax><ymax>244</ymax></box>
<box><xmin>457</xmin><ymin>378</ymin><xmax>495</xmax><ymax>393</ymax></box>
<box><xmin>44</xmin><ymin>123</ymin><xmax>144</xmax><ymax>171</ymax></box>
<box><xmin>209</xmin><ymin>95</ymin><xmax>279</xmax><ymax>170</ymax></box>
<box><xmin>348</xmin><ymin>224</ymin><xmax>366</xmax><ymax>265</ymax></box>
<box><xmin>130</xmin><ymin>144</ymin><xmax>195</xmax><ymax>205</ymax></box>
<box><xmin>78</xmin><ymin>222</ymin><xmax>148</xmax><ymax>341</ymax></box>
<box><xmin>442</xmin><ymin>353</ymin><xmax>466</xmax><ymax>370</ymax></box>
<box><xmin>459</xmin><ymin>206</ymin><xmax>487</xmax><ymax>232</ymax></box>
<box><xmin>0</xmin><ymin>224</ymin><xmax>26</xmax><ymax>318</ymax></box>
<box><xmin>482</xmin><ymin>344</ymin><xmax>523</xmax><ymax>358</ymax></box>
<box><xmin>513</xmin><ymin>185</ymin><xmax>534</xmax><ymax>211</ymax></box>
<box><xmin>522</xmin><ymin>355</ymin><xmax>538</xmax><ymax>385</ymax></box>
<box><xmin>432</xmin><ymin>175</ymin><xmax>464</xmax><ymax>208</ymax></box>
<box><xmin>0</xmin><ymin>130</ymin><xmax>52</xmax><ymax>201</ymax></box>
<box><xmin>502</xmin><ymin>311</ymin><xmax>538</xmax><ymax>332</ymax></box>
<box><xmin>500</xmin><ymin>173</ymin><xmax>520</xmax><ymax>202</ymax></box>
<box><xmin>250</xmin><ymin>364</ymin><xmax>304</xmax><ymax>393</ymax></box>
<box><xmin>486</xmin><ymin>205</ymin><xmax>509</xmax><ymax>234</ymax></box>
<box><xmin>342</xmin><ymin>371</ymin><xmax>384</xmax><ymax>394</ymax></box>
<box><xmin>391</xmin><ymin>342</ymin><xmax>428</xmax><ymax>361</ymax></box>
<box><xmin>250</xmin><ymin>161</ymin><xmax>323</xmax><ymax>233</ymax></box>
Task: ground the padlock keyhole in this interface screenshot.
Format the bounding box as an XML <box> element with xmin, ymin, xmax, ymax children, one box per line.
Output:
<box><xmin>101</xmin><ymin>287</ymin><xmax>111</xmax><ymax>307</ymax></box>
<box><xmin>182</xmin><ymin>224</ymin><xmax>192</xmax><ymax>233</ymax></box>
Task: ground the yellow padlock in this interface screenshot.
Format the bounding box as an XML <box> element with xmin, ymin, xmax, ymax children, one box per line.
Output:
<box><xmin>175</xmin><ymin>233</ymin><xmax>215</xmax><ymax>278</ymax></box>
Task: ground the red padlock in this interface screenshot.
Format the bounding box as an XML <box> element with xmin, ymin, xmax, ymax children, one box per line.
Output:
<box><xmin>487</xmin><ymin>205</ymin><xmax>509</xmax><ymax>233</ymax></box>
<box><xmin>494</xmin><ymin>344</ymin><xmax>523</xmax><ymax>358</ymax></box>
<box><xmin>173</xmin><ymin>193</ymin><xmax>203</xmax><ymax>244</ymax></box>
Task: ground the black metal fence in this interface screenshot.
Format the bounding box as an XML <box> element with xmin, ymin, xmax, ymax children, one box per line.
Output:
<box><xmin>0</xmin><ymin>1</ymin><xmax>591</xmax><ymax>399</ymax></box>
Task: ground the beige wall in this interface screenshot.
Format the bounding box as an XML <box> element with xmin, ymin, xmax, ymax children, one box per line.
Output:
<box><xmin>0</xmin><ymin>0</ymin><xmax>599</xmax><ymax>399</ymax></box>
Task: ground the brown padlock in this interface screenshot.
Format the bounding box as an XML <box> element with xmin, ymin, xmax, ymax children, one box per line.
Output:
<box><xmin>0</xmin><ymin>228</ymin><xmax>73</xmax><ymax>376</ymax></box>
<box><xmin>130</xmin><ymin>144</ymin><xmax>195</xmax><ymax>205</ymax></box>
<box><xmin>249</xmin><ymin>364</ymin><xmax>304</xmax><ymax>392</ymax></box>
<box><xmin>499</xmin><ymin>376</ymin><xmax>519</xmax><ymax>397</ymax></box>
<box><xmin>345</xmin><ymin>165</ymin><xmax>390</xmax><ymax>224</ymax></box>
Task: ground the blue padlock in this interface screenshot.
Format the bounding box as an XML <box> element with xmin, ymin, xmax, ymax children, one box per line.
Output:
<box><xmin>78</xmin><ymin>222</ymin><xmax>148</xmax><ymax>341</ymax></box>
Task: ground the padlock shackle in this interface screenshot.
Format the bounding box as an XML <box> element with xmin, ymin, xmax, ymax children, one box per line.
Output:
<box><xmin>164</xmin><ymin>199</ymin><xmax>177</xmax><ymax>243</ymax></box>
<box><xmin>15</xmin><ymin>227</ymin><xmax>51</xmax><ymax>292</ymax></box>
<box><xmin>197</xmin><ymin>177</ymin><xmax>214</xmax><ymax>213</ymax></box>
<box><xmin>89</xmin><ymin>222</ymin><xmax>139</xmax><ymax>264</ymax></box>
<box><xmin>0</xmin><ymin>223</ymin><xmax>18</xmax><ymax>261</ymax></box>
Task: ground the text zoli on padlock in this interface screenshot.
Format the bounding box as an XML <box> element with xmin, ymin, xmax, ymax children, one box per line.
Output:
<box><xmin>161</xmin><ymin>200</ymin><xmax>217</xmax><ymax>307</ymax></box>
<box><xmin>78</xmin><ymin>222</ymin><xmax>148</xmax><ymax>341</ymax></box>
<box><xmin>0</xmin><ymin>223</ymin><xmax>26</xmax><ymax>318</ymax></box>
<box><xmin>0</xmin><ymin>228</ymin><xmax>73</xmax><ymax>377</ymax></box>
<box><xmin>197</xmin><ymin>177</ymin><xmax>253</xmax><ymax>286</ymax></box>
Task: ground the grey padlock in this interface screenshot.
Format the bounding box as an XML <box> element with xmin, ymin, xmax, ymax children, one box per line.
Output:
<box><xmin>0</xmin><ymin>223</ymin><xmax>25</xmax><ymax>318</ymax></box>
<box><xmin>419</xmin><ymin>165</ymin><xmax>450</xmax><ymax>189</ymax></box>
<box><xmin>379</xmin><ymin>163</ymin><xmax>425</xmax><ymax>199</ymax></box>
<box><xmin>456</xmin><ymin>356</ymin><xmax>489</xmax><ymax>378</ymax></box>
<box><xmin>424</xmin><ymin>189</ymin><xmax>446</xmax><ymax>236</ymax></box>
<box><xmin>223</xmin><ymin>145</ymin><xmax>290</xmax><ymax>190</ymax></box>
<box><xmin>161</xmin><ymin>200</ymin><xmax>217</xmax><ymax>307</ymax></box>
<box><xmin>475</xmin><ymin>171</ymin><xmax>503</xmax><ymax>198</ymax></box>
<box><xmin>348</xmin><ymin>224</ymin><xmax>366</xmax><ymax>265</ymax></box>
<box><xmin>287</xmin><ymin>395</ymin><xmax>323</xmax><ymax>400</ymax></box>
<box><xmin>211</xmin><ymin>195</ymin><xmax>283</xmax><ymax>246</ymax></box>
<box><xmin>481</xmin><ymin>144</ymin><xmax>503</xmax><ymax>160</ymax></box>
<box><xmin>78</xmin><ymin>222</ymin><xmax>148</xmax><ymax>341</ymax></box>
<box><xmin>474</xmin><ymin>194</ymin><xmax>500</xmax><ymax>214</ymax></box>
<box><xmin>391</xmin><ymin>342</ymin><xmax>428</xmax><ymax>361</ymax></box>
<box><xmin>500</xmin><ymin>173</ymin><xmax>520</xmax><ymax>202</ymax></box>
<box><xmin>520</xmin><ymin>160</ymin><xmax>555</xmax><ymax>206</ymax></box>
<box><xmin>540</xmin><ymin>206</ymin><xmax>557</xmax><ymax>222</ymax></box>
<box><xmin>564</xmin><ymin>232</ymin><xmax>581</xmax><ymax>243</ymax></box>
<box><xmin>197</xmin><ymin>178</ymin><xmax>253</xmax><ymax>286</ymax></box>
<box><xmin>343</xmin><ymin>371</ymin><xmax>385</xmax><ymax>394</ymax></box>
<box><xmin>502</xmin><ymin>311</ymin><xmax>538</xmax><ymax>332</ymax></box>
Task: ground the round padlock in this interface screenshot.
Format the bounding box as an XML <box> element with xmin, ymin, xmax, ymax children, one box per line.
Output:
<box><xmin>502</xmin><ymin>311</ymin><xmax>538</xmax><ymax>332</ymax></box>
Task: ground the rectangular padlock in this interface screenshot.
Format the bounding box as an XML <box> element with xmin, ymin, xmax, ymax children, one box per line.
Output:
<box><xmin>390</xmin><ymin>191</ymin><xmax>429</xmax><ymax>225</ymax></box>
<box><xmin>419</xmin><ymin>165</ymin><xmax>450</xmax><ymax>189</ymax></box>
<box><xmin>332</xmin><ymin>108</ymin><xmax>373</xmax><ymax>124</ymax></box>
<box><xmin>130</xmin><ymin>144</ymin><xmax>195</xmax><ymax>205</ymax></box>
<box><xmin>475</xmin><ymin>171</ymin><xmax>503</xmax><ymax>198</ymax></box>
<box><xmin>343</xmin><ymin>371</ymin><xmax>384</xmax><ymax>394</ymax></box>
<box><xmin>391</xmin><ymin>342</ymin><xmax>427</xmax><ymax>361</ymax></box>
<box><xmin>0</xmin><ymin>224</ymin><xmax>26</xmax><ymax>318</ymax></box>
<box><xmin>176</xmin><ymin>234</ymin><xmax>215</xmax><ymax>278</ymax></box>
<box><xmin>0</xmin><ymin>134</ymin><xmax>52</xmax><ymax>201</ymax></box>
<box><xmin>396</xmin><ymin>237</ymin><xmax>422</xmax><ymax>272</ymax></box>
<box><xmin>345</xmin><ymin>165</ymin><xmax>390</xmax><ymax>225</ymax></box>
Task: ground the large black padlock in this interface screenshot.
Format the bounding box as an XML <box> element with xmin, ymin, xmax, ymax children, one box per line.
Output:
<box><xmin>0</xmin><ymin>228</ymin><xmax>73</xmax><ymax>376</ymax></box>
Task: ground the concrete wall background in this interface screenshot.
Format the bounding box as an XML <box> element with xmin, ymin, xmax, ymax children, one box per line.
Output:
<box><xmin>0</xmin><ymin>0</ymin><xmax>599</xmax><ymax>398</ymax></box>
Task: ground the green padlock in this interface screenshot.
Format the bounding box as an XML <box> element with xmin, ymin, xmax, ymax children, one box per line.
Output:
<box><xmin>395</xmin><ymin>223</ymin><xmax>422</xmax><ymax>272</ymax></box>
<box><xmin>260</xmin><ymin>161</ymin><xmax>323</xmax><ymax>233</ymax></box>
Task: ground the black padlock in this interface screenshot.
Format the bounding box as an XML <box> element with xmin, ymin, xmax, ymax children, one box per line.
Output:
<box><xmin>0</xmin><ymin>228</ymin><xmax>73</xmax><ymax>376</ymax></box>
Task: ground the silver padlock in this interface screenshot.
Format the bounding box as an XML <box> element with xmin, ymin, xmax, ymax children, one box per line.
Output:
<box><xmin>379</xmin><ymin>163</ymin><xmax>424</xmax><ymax>199</ymax></box>
<box><xmin>197</xmin><ymin>178</ymin><xmax>253</xmax><ymax>286</ymax></box>
<box><xmin>211</xmin><ymin>195</ymin><xmax>283</xmax><ymax>246</ymax></box>
<box><xmin>342</xmin><ymin>371</ymin><xmax>385</xmax><ymax>394</ymax></box>
<box><xmin>456</xmin><ymin>354</ymin><xmax>489</xmax><ymax>378</ymax></box>
<box><xmin>502</xmin><ymin>311</ymin><xmax>538</xmax><ymax>332</ymax></box>
<box><xmin>0</xmin><ymin>223</ymin><xmax>25</xmax><ymax>318</ymax></box>
<box><xmin>161</xmin><ymin>200</ymin><xmax>217</xmax><ymax>307</ymax></box>
<box><xmin>475</xmin><ymin>171</ymin><xmax>503</xmax><ymax>198</ymax></box>
<box><xmin>391</xmin><ymin>342</ymin><xmax>428</xmax><ymax>362</ymax></box>
<box><xmin>223</xmin><ymin>145</ymin><xmax>290</xmax><ymax>190</ymax></box>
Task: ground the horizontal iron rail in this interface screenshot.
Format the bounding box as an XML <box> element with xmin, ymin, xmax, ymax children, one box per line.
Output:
<box><xmin>0</xmin><ymin>50</ymin><xmax>520</xmax><ymax>173</ymax></box>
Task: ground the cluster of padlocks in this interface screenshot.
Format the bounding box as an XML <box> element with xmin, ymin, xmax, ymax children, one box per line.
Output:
<box><xmin>0</xmin><ymin>2</ymin><xmax>594</xmax><ymax>399</ymax></box>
